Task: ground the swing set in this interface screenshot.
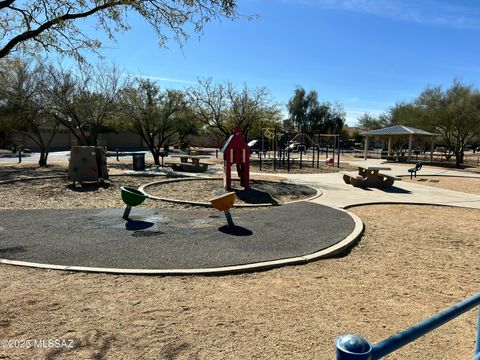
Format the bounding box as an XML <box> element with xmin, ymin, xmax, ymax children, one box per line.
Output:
<box><xmin>256</xmin><ymin>127</ymin><xmax>342</xmax><ymax>172</ymax></box>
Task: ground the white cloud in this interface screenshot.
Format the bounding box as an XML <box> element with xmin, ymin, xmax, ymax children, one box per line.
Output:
<box><xmin>136</xmin><ymin>75</ymin><xmax>196</xmax><ymax>85</ymax></box>
<box><xmin>282</xmin><ymin>0</ymin><xmax>480</xmax><ymax>29</ymax></box>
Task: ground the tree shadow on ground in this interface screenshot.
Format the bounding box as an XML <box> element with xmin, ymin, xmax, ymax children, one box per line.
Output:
<box><xmin>0</xmin><ymin>165</ymin><xmax>66</xmax><ymax>181</ymax></box>
<box><xmin>235</xmin><ymin>188</ymin><xmax>279</xmax><ymax>205</ymax></box>
<box><xmin>67</xmin><ymin>182</ymin><xmax>110</xmax><ymax>192</ymax></box>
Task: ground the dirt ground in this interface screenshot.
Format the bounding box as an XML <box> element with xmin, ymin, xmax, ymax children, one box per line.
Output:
<box><xmin>1</xmin><ymin>164</ymin><xmax>480</xmax><ymax>359</ymax></box>
<box><xmin>0</xmin><ymin>205</ymin><xmax>479</xmax><ymax>359</ymax></box>
<box><xmin>0</xmin><ymin>161</ymin><xmax>150</xmax><ymax>181</ymax></box>
<box><xmin>404</xmin><ymin>176</ymin><xmax>480</xmax><ymax>195</ymax></box>
<box><xmin>0</xmin><ymin>175</ymin><xmax>195</xmax><ymax>210</ymax></box>
<box><xmin>145</xmin><ymin>178</ymin><xmax>316</xmax><ymax>204</ymax></box>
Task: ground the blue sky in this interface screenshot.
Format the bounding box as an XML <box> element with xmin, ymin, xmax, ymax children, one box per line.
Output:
<box><xmin>82</xmin><ymin>0</ymin><xmax>480</xmax><ymax>125</ymax></box>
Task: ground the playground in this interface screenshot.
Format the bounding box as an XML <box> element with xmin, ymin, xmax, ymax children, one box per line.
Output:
<box><xmin>1</xmin><ymin>136</ymin><xmax>480</xmax><ymax>358</ymax></box>
<box><xmin>0</xmin><ymin>202</ymin><xmax>478</xmax><ymax>359</ymax></box>
<box><xmin>0</xmin><ymin>127</ymin><xmax>360</xmax><ymax>274</ymax></box>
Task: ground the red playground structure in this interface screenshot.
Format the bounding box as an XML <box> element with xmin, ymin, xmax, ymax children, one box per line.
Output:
<box><xmin>222</xmin><ymin>125</ymin><xmax>250</xmax><ymax>191</ymax></box>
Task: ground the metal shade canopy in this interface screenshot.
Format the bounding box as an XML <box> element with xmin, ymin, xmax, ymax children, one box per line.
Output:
<box><xmin>360</xmin><ymin>125</ymin><xmax>438</xmax><ymax>137</ymax></box>
<box><xmin>360</xmin><ymin>125</ymin><xmax>439</xmax><ymax>161</ymax></box>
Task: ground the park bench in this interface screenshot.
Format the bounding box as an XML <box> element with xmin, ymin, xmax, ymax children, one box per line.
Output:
<box><xmin>408</xmin><ymin>162</ymin><xmax>423</xmax><ymax>179</ymax></box>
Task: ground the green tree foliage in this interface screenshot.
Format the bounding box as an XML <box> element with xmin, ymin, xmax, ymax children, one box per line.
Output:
<box><xmin>0</xmin><ymin>121</ymin><xmax>7</xmax><ymax>146</ymax></box>
<box><xmin>286</xmin><ymin>87</ymin><xmax>309</xmax><ymax>130</ymax></box>
<box><xmin>348</xmin><ymin>129</ymin><xmax>363</xmax><ymax>143</ymax></box>
<box><xmin>0</xmin><ymin>1</ymin><xmax>241</xmax><ymax>61</ymax></box>
<box><xmin>356</xmin><ymin>112</ymin><xmax>391</xmax><ymax>130</ymax></box>
<box><xmin>0</xmin><ymin>58</ymin><xmax>59</xmax><ymax>166</ymax></box>
<box><xmin>471</xmin><ymin>134</ymin><xmax>480</xmax><ymax>154</ymax></box>
<box><xmin>287</xmin><ymin>87</ymin><xmax>345</xmax><ymax>137</ymax></box>
<box><xmin>120</xmin><ymin>79</ymin><xmax>197</xmax><ymax>165</ymax></box>
<box><xmin>174</xmin><ymin>106</ymin><xmax>202</xmax><ymax>150</ymax></box>
<box><xmin>247</xmin><ymin>107</ymin><xmax>282</xmax><ymax>141</ymax></box>
<box><xmin>388</xmin><ymin>102</ymin><xmax>422</xmax><ymax>127</ymax></box>
<box><xmin>358</xmin><ymin>81</ymin><xmax>480</xmax><ymax>167</ymax></box>
<box><xmin>414</xmin><ymin>81</ymin><xmax>480</xmax><ymax>166</ymax></box>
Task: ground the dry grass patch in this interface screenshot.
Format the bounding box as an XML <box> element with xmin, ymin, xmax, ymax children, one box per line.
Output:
<box><xmin>404</xmin><ymin>176</ymin><xmax>480</xmax><ymax>195</ymax></box>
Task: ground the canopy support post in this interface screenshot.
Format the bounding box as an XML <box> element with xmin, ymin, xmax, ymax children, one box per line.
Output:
<box><xmin>407</xmin><ymin>134</ymin><xmax>413</xmax><ymax>161</ymax></box>
<box><xmin>430</xmin><ymin>137</ymin><xmax>435</xmax><ymax>163</ymax></box>
<box><xmin>364</xmin><ymin>136</ymin><xmax>369</xmax><ymax>160</ymax></box>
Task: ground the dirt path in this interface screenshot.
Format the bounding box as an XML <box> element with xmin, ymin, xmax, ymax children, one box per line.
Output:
<box><xmin>1</xmin><ymin>204</ymin><xmax>479</xmax><ymax>359</ymax></box>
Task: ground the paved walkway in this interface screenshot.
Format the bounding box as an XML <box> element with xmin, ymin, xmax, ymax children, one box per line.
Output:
<box><xmin>252</xmin><ymin>160</ymin><xmax>480</xmax><ymax>209</ymax></box>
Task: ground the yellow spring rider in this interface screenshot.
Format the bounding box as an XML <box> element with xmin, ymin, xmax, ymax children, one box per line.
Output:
<box><xmin>209</xmin><ymin>192</ymin><xmax>236</xmax><ymax>227</ymax></box>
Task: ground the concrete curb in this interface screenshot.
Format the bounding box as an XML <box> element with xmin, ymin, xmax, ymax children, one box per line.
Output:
<box><xmin>0</xmin><ymin>208</ymin><xmax>363</xmax><ymax>276</ymax></box>
<box><xmin>140</xmin><ymin>177</ymin><xmax>322</xmax><ymax>208</ymax></box>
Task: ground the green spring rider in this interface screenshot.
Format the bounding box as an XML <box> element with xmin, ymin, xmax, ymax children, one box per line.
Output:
<box><xmin>120</xmin><ymin>186</ymin><xmax>147</xmax><ymax>220</ymax></box>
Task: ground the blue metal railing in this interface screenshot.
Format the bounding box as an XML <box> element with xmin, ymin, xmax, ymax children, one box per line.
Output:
<box><xmin>336</xmin><ymin>292</ymin><xmax>480</xmax><ymax>359</ymax></box>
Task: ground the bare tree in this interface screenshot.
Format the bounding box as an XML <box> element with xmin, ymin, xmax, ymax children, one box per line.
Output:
<box><xmin>189</xmin><ymin>78</ymin><xmax>278</xmax><ymax>141</ymax></box>
<box><xmin>0</xmin><ymin>58</ymin><xmax>59</xmax><ymax>166</ymax></box>
<box><xmin>226</xmin><ymin>82</ymin><xmax>272</xmax><ymax>140</ymax></box>
<box><xmin>188</xmin><ymin>78</ymin><xmax>230</xmax><ymax>140</ymax></box>
<box><xmin>43</xmin><ymin>63</ymin><xmax>124</xmax><ymax>146</ymax></box>
<box><xmin>0</xmin><ymin>1</ymin><xmax>242</xmax><ymax>61</ymax></box>
<box><xmin>120</xmin><ymin>79</ymin><xmax>190</xmax><ymax>165</ymax></box>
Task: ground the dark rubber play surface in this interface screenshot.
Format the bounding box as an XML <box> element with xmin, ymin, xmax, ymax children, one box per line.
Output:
<box><xmin>0</xmin><ymin>202</ymin><xmax>355</xmax><ymax>269</ymax></box>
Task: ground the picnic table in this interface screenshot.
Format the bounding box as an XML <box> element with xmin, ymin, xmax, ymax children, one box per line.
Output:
<box><xmin>342</xmin><ymin>164</ymin><xmax>401</xmax><ymax>188</ymax></box>
<box><xmin>169</xmin><ymin>154</ymin><xmax>210</xmax><ymax>172</ymax></box>
<box><xmin>170</xmin><ymin>154</ymin><xmax>210</xmax><ymax>166</ymax></box>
